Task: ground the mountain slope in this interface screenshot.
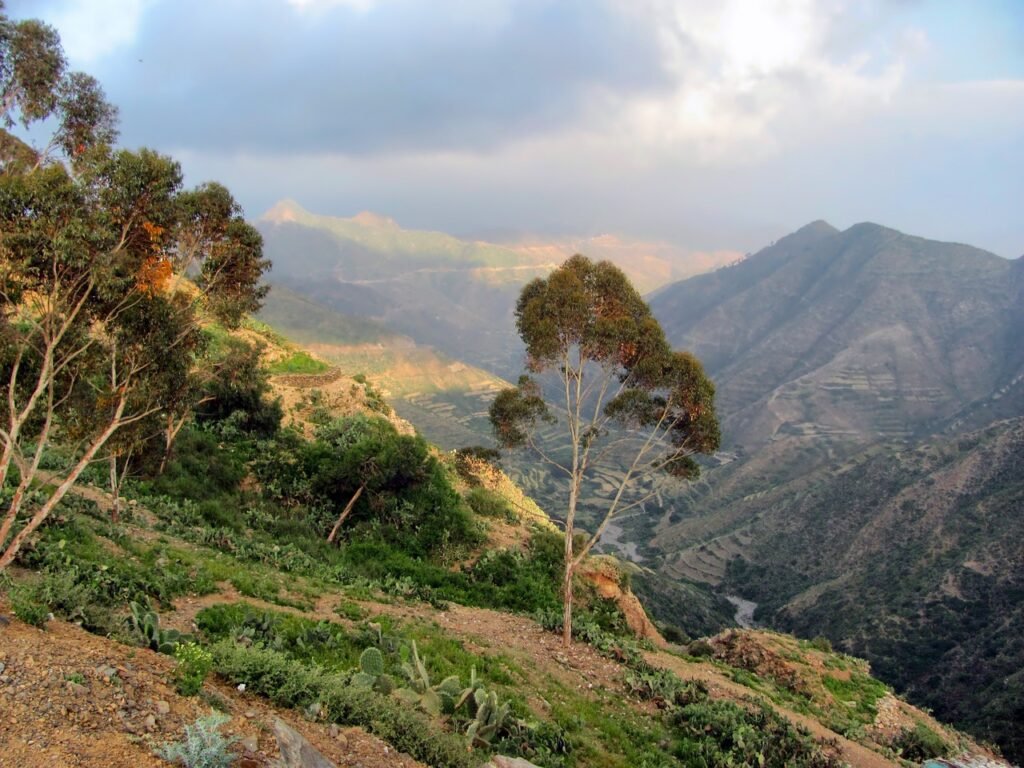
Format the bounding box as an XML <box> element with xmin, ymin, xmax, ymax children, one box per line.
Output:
<box><xmin>258</xmin><ymin>200</ymin><xmax>735</xmax><ymax>379</ymax></box>
<box><xmin>257</xmin><ymin>284</ymin><xmax>509</xmax><ymax>402</ymax></box>
<box><xmin>651</xmin><ymin>221</ymin><xmax>1018</xmax><ymax>449</ymax></box>
<box><xmin>723</xmin><ymin>417</ymin><xmax>1024</xmax><ymax>758</ymax></box>
<box><xmin>645</xmin><ymin>222</ymin><xmax>1024</xmax><ymax>760</ymax></box>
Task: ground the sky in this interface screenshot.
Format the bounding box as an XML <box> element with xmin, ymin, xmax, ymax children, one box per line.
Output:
<box><xmin>8</xmin><ymin>0</ymin><xmax>1024</xmax><ymax>257</ymax></box>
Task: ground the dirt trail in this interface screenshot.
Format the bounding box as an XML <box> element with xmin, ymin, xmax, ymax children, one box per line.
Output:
<box><xmin>0</xmin><ymin>604</ymin><xmax>424</xmax><ymax>768</ymax></box>
<box><xmin>15</xmin><ymin>479</ymin><xmax>904</xmax><ymax>767</ymax></box>
<box><xmin>167</xmin><ymin>587</ymin><xmax>902</xmax><ymax>768</ymax></box>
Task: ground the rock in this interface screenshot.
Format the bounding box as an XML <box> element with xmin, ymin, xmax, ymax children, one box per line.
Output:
<box><xmin>0</xmin><ymin>662</ymin><xmax>5</xmax><ymax>674</ymax></box>
<box><xmin>0</xmin><ymin>615</ymin><xmax>10</xmax><ymax>626</ymax></box>
<box><xmin>240</xmin><ymin>735</ymin><xmax>259</xmax><ymax>753</ymax></box>
<box><xmin>144</xmin><ymin>714</ymin><xmax>156</xmax><ymax>731</ymax></box>
<box><xmin>486</xmin><ymin>758</ymin><xmax>544</xmax><ymax>768</ymax></box>
<box><xmin>155</xmin><ymin>700</ymin><xmax>170</xmax><ymax>715</ymax></box>
<box><xmin>271</xmin><ymin>718</ymin><xmax>337</xmax><ymax>768</ymax></box>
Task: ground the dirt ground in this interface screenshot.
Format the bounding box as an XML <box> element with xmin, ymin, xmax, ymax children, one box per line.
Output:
<box><xmin>0</xmin><ymin>605</ymin><xmax>424</xmax><ymax>768</ymax></box>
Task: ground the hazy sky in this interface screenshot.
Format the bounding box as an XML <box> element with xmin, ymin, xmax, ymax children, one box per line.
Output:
<box><xmin>9</xmin><ymin>0</ymin><xmax>1024</xmax><ymax>256</ymax></box>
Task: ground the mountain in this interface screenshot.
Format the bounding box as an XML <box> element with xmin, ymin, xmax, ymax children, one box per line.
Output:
<box><xmin>257</xmin><ymin>284</ymin><xmax>508</xmax><ymax>399</ymax></box>
<box><xmin>722</xmin><ymin>417</ymin><xmax>1024</xmax><ymax>757</ymax></box>
<box><xmin>651</xmin><ymin>221</ymin><xmax>1020</xmax><ymax>450</ymax></box>
<box><xmin>644</xmin><ymin>221</ymin><xmax>1024</xmax><ymax>759</ymax></box>
<box><xmin>1</xmin><ymin>311</ymin><xmax>1006</xmax><ymax>768</ymax></box>
<box><xmin>258</xmin><ymin>200</ymin><xmax>735</xmax><ymax>379</ymax></box>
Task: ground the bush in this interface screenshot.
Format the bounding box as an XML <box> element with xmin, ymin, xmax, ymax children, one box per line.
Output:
<box><xmin>809</xmin><ymin>635</ymin><xmax>833</xmax><ymax>653</ymax></box>
<box><xmin>685</xmin><ymin>640</ymin><xmax>715</xmax><ymax>658</ymax></box>
<box><xmin>156</xmin><ymin>712</ymin><xmax>237</xmax><ymax>767</ymax></box>
<box><xmin>891</xmin><ymin>722</ymin><xmax>948</xmax><ymax>761</ymax></box>
<box><xmin>465</xmin><ymin>487</ymin><xmax>517</xmax><ymax>522</ymax></box>
<box><xmin>175</xmin><ymin>642</ymin><xmax>214</xmax><ymax>696</ymax></box>
<box><xmin>210</xmin><ymin>641</ymin><xmax>477</xmax><ymax>768</ymax></box>
<box><xmin>9</xmin><ymin>582</ymin><xmax>49</xmax><ymax>627</ymax></box>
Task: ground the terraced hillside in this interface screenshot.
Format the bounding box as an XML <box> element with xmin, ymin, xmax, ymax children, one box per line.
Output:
<box><xmin>645</xmin><ymin>223</ymin><xmax>1024</xmax><ymax>760</ymax></box>
<box><xmin>651</xmin><ymin>221</ymin><xmax>1020</xmax><ymax>451</ymax></box>
<box><xmin>258</xmin><ymin>200</ymin><xmax>734</xmax><ymax>379</ymax></box>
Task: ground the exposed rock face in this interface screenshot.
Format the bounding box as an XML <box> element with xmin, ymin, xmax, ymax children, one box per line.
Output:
<box><xmin>272</xmin><ymin>718</ymin><xmax>337</xmax><ymax>768</ymax></box>
<box><xmin>579</xmin><ymin>556</ymin><xmax>665</xmax><ymax>645</ymax></box>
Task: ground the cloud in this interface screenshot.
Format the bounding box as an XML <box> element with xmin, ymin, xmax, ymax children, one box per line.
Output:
<box><xmin>599</xmin><ymin>0</ymin><xmax>915</xmax><ymax>162</ymax></box>
<box><xmin>90</xmin><ymin>0</ymin><xmax>667</xmax><ymax>155</ymax></box>
<box><xmin>11</xmin><ymin>0</ymin><xmax>1022</xmax><ymax>258</ymax></box>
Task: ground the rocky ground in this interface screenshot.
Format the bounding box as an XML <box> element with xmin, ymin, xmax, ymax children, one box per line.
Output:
<box><xmin>0</xmin><ymin>607</ymin><xmax>424</xmax><ymax>768</ymax></box>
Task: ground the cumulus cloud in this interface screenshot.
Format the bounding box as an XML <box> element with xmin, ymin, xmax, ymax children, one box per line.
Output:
<box><xmin>8</xmin><ymin>0</ymin><xmax>1023</xmax><ymax>257</ymax></box>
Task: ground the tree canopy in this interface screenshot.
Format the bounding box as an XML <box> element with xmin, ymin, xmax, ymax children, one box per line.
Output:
<box><xmin>0</xmin><ymin>5</ymin><xmax>270</xmax><ymax>568</ymax></box>
<box><xmin>490</xmin><ymin>254</ymin><xmax>719</xmax><ymax>644</ymax></box>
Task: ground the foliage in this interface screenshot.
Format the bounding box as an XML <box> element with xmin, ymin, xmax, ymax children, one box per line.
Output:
<box><xmin>155</xmin><ymin>712</ymin><xmax>237</xmax><ymax>768</ymax></box>
<box><xmin>0</xmin><ymin>4</ymin><xmax>269</xmax><ymax>570</ymax></box>
<box><xmin>196</xmin><ymin>337</ymin><xmax>282</xmax><ymax>437</ymax></box>
<box><xmin>174</xmin><ymin>641</ymin><xmax>214</xmax><ymax>696</ymax></box>
<box><xmin>210</xmin><ymin>641</ymin><xmax>478</xmax><ymax>768</ymax></box>
<box><xmin>351</xmin><ymin>646</ymin><xmax>395</xmax><ymax>694</ymax></box>
<box><xmin>465</xmin><ymin>486</ymin><xmax>518</xmax><ymax>522</ymax></box>
<box><xmin>890</xmin><ymin>722</ymin><xmax>948</xmax><ymax>762</ymax></box>
<box><xmin>267</xmin><ymin>350</ymin><xmax>329</xmax><ymax>375</ymax></box>
<box><xmin>251</xmin><ymin>413</ymin><xmax>480</xmax><ymax>558</ymax></box>
<box><xmin>670</xmin><ymin>698</ymin><xmax>842</xmax><ymax>767</ymax></box>
<box><xmin>8</xmin><ymin>580</ymin><xmax>48</xmax><ymax>627</ymax></box>
<box><xmin>489</xmin><ymin>254</ymin><xmax>719</xmax><ymax>644</ymax></box>
<box><xmin>464</xmin><ymin>687</ymin><xmax>513</xmax><ymax>748</ymax></box>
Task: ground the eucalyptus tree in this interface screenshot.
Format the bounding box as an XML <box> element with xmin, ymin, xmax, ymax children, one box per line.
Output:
<box><xmin>0</xmin><ymin>5</ymin><xmax>269</xmax><ymax>568</ymax></box>
<box><xmin>489</xmin><ymin>255</ymin><xmax>720</xmax><ymax>645</ymax></box>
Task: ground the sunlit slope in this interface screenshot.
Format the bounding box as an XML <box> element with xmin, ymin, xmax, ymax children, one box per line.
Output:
<box><xmin>257</xmin><ymin>200</ymin><xmax>734</xmax><ymax>378</ymax></box>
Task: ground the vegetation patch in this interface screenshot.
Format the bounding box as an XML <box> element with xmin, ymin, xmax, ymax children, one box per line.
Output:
<box><xmin>268</xmin><ymin>350</ymin><xmax>330</xmax><ymax>375</ymax></box>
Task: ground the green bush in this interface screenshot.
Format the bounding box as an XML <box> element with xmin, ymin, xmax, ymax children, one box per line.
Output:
<box><xmin>891</xmin><ymin>722</ymin><xmax>948</xmax><ymax>761</ymax></box>
<box><xmin>465</xmin><ymin>487</ymin><xmax>517</xmax><ymax>522</ymax></box>
<box><xmin>686</xmin><ymin>640</ymin><xmax>715</xmax><ymax>658</ymax></box>
<box><xmin>210</xmin><ymin>641</ymin><xmax>477</xmax><ymax>768</ymax></box>
<box><xmin>809</xmin><ymin>635</ymin><xmax>833</xmax><ymax>653</ymax></box>
<box><xmin>268</xmin><ymin>350</ymin><xmax>329</xmax><ymax>375</ymax></box>
<box><xmin>9</xmin><ymin>582</ymin><xmax>49</xmax><ymax>627</ymax></box>
<box><xmin>175</xmin><ymin>642</ymin><xmax>214</xmax><ymax>696</ymax></box>
<box><xmin>671</xmin><ymin>699</ymin><xmax>843</xmax><ymax>767</ymax></box>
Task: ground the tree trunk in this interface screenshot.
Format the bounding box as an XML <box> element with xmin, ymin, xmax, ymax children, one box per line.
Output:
<box><xmin>0</xmin><ymin>398</ymin><xmax>126</xmax><ymax>570</ymax></box>
<box><xmin>327</xmin><ymin>485</ymin><xmax>364</xmax><ymax>544</ymax></box>
<box><xmin>109</xmin><ymin>454</ymin><xmax>120</xmax><ymax>524</ymax></box>
<box><xmin>562</xmin><ymin>561</ymin><xmax>574</xmax><ymax>647</ymax></box>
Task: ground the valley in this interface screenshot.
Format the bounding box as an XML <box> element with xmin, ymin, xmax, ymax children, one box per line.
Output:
<box><xmin>257</xmin><ymin>211</ymin><xmax>1023</xmax><ymax>761</ymax></box>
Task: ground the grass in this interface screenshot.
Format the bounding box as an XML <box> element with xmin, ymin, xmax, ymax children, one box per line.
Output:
<box><xmin>267</xmin><ymin>350</ymin><xmax>330</xmax><ymax>375</ymax></box>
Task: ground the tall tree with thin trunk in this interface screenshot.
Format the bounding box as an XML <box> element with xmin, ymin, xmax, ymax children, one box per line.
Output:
<box><xmin>489</xmin><ymin>255</ymin><xmax>720</xmax><ymax>646</ymax></box>
<box><xmin>0</xmin><ymin>5</ymin><xmax>269</xmax><ymax>569</ymax></box>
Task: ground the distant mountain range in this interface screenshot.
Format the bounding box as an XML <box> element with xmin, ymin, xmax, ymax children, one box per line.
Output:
<box><xmin>255</xmin><ymin>205</ymin><xmax>1023</xmax><ymax>757</ymax></box>
<box><xmin>644</xmin><ymin>221</ymin><xmax>1023</xmax><ymax>759</ymax></box>
<box><xmin>257</xmin><ymin>200</ymin><xmax>738</xmax><ymax>379</ymax></box>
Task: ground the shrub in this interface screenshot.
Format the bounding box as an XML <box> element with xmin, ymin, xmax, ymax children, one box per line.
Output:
<box><xmin>465</xmin><ymin>487</ymin><xmax>517</xmax><ymax>522</ymax></box>
<box><xmin>9</xmin><ymin>582</ymin><xmax>48</xmax><ymax>627</ymax></box>
<box><xmin>809</xmin><ymin>635</ymin><xmax>833</xmax><ymax>653</ymax></box>
<box><xmin>156</xmin><ymin>712</ymin><xmax>237</xmax><ymax>767</ymax></box>
<box><xmin>891</xmin><ymin>722</ymin><xmax>948</xmax><ymax>761</ymax></box>
<box><xmin>175</xmin><ymin>642</ymin><xmax>214</xmax><ymax>696</ymax></box>
<box><xmin>210</xmin><ymin>641</ymin><xmax>477</xmax><ymax>768</ymax></box>
<box><xmin>685</xmin><ymin>640</ymin><xmax>715</xmax><ymax>658</ymax></box>
<box><xmin>268</xmin><ymin>350</ymin><xmax>329</xmax><ymax>375</ymax></box>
